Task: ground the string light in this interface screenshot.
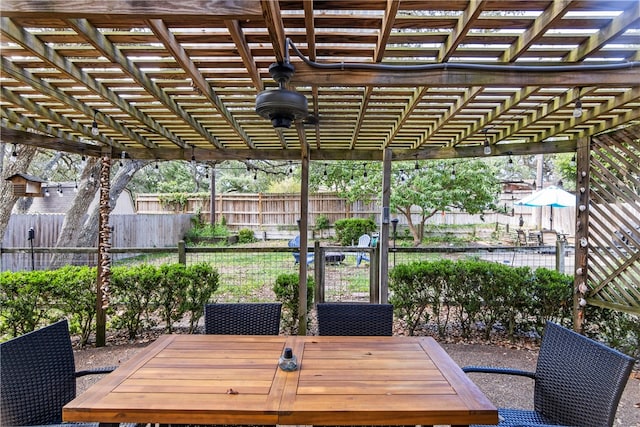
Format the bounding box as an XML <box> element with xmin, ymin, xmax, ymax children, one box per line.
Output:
<box><xmin>89</xmin><ymin>173</ymin><xmax>96</xmax><ymax>183</ymax></box>
<box><xmin>205</xmin><ymin>166</ymin><xmax>210</xmax><ymax>179</ymax></box>
<box><xmin>91</xmin><ymin>110</ymin><xmax>100</xmax><ymax>136</ymax></box>
<box><xmin>323</xmin><ymin>163</ymin><xmax>328</xmax><ymax>177</ymax></box>
<box><xmin>483</xmin><ymin>138</ymin><xmax>491</xmax><ymax>156</ymax></box>
<box><xmin>74</xmin><ymin>181</ymin><xmax>79</xmax><ymax>193</ymax></box>
<box><xmin>570</xmin><ymin>155</ymin><xmax>576</xmax><ymax>167</ymax></box>
<box><xmin>363</xmin><ymin>163</ymin><xmax>368</xmax><ymax>178</ymax></box>
<box><xmin>57</xmin><ymin>184</ymin><xmax>63</xmax><ymax>197</ymax></box>
<box><xmin>190</xmin><ymin>145</ymin><xmax>196</xmax><ymax>166</ymax></box>
<box><xmin>155</xmin><ymin>161</ymin><xmax>159</xmax><ymax>171</ymax></box>
<box><xmin>573</xmin><ymin>99</ymin><xmax>583</xmax><ymax>118</ymax></box>
<box><xmin>253</xmin><ymin>169</ymin><xmax>258</xmax><ymax>180</ymax></box>
<box><xmin>507</xmin><ymin>154</ymin><xmax>514</xmax><ymax>170</ymax></box>
<box><xmin>44</xmin><ymin>187</ymin><xmax>50</xmax><ymax>197</ymax></box>
<box><xmin>119</xmin><ymin>151</ymin><xmax>126</xmax><ymax>167</ymax></box>
<box><xmin>288</xmin><ymin>160</ymin><xmax>293</xmax><ymax>175</ymax></box>
<box><xmin>400</xmin><ymin>169</ymin><xmax>405</xmax><ymax>182</ymax></box>
<box><xmin>414</xmin><ymin>157</ymin><xmax>419</xmax><ymax>170</ymax></box>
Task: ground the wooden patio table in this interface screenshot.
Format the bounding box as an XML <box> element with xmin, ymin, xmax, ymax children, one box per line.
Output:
<box><xmin>63</xmin><ymin>334</ymin><xmax>498</xmax><ymax>427</ymax></box>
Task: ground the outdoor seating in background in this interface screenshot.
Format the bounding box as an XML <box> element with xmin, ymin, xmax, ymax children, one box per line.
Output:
<box><xmin>288</xmin><ymin>235</ymin><xmax>314</xmax><ymax>265</ymax></box>
<box><xmin>355</xmin><ymin>234</ymin><xmax>371</xmax><ymax>266</ymax></box>
<box><xmin>316</xmin><ymin>302</ymin><xmax>394</xmax><ymax>336</ymax></box>
<box><xmin>463</xmin><ymin>321</ymin><xmax>634</xmax><ymax>427</ymax></box>
<box><xmin>516</xmin><ymin>229</ymin><xmax>538</xmax><ymax>247</ymax></box>
<box><xmin>204</xmin><ymin>303</ymin><xmax>282</xmax><ymax>335</ymax></box>
<box><xmin>0</xmin><ymin>319</ymin><xmax>127</xmax><ymax>427</ymax></box>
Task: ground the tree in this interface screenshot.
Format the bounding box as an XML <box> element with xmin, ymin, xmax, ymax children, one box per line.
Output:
<box><xmin>310</xmin><ymin>159</ymin><xmax>501</xmax><ymax>245</ymax></box>
<box><xmin>49</xmin><ymin>158</ymin><xmax>149</xmax><ymax>267</ymax></box>
<box><xmin>0</xmin><ymin>144</ymin><xmax>38</xmax><ymax>240</ymax></box>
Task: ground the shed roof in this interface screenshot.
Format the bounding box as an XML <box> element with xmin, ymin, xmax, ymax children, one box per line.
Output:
<box><xmin>1</xmin><ymin>0</ymin><xmax>638</xmax><ymax>162</ymax></box>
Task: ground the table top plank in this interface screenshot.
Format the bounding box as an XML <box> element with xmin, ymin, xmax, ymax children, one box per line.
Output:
<box><xmin>64</xmin><ymin>335</ymin><xmax>498</xmax><ymax>426</ymax></box>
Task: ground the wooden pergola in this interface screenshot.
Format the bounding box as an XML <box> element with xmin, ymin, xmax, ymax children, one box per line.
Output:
<box><xmin>1</xmin><ymin>1</ymin><xmax>639</xmax><ymax>340</ymax></box>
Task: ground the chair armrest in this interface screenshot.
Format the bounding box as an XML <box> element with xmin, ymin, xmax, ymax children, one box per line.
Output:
<box><xmin>75</xmin><ymin>365</ymin><xmax>117</xmax><ymax>377</ymax></box>
<box><xmin>462</xmin><ymin>365</ymin><xmax>536</xmax><ymax>379</ymax></box>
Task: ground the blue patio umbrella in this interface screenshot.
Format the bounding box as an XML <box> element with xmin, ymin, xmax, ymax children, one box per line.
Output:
<box><xmin>515</xmin><ymin>185</ymin><xmax>575</xmax><ymax>230</ymax></box>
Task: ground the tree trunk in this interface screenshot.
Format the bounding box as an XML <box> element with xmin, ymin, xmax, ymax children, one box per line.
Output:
<box><xmin>0</xmin><ymin>144</ymin><xmax>38</xmax><ymax>240</ymax></box>
<box><xmin>48</xmin><ymin>158</ymin><xmax>101</xmax><ymax>267</ymax></box>
<box><xmin>49</xmin><ymin>159</ymin><xmax>148</xmax><ymax>267</ymax></box>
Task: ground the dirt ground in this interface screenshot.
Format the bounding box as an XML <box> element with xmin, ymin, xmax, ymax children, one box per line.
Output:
<box><xmin>73</xmin><ymin>336</ymin><xmax>639</xmax><ymax>427</ymax></box>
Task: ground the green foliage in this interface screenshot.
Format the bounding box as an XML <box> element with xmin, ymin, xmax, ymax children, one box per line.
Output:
<box><xmin>0</xmin><ymin>270</ymin><xmax>53</xmax><ymax>337</ymax></box>
<box><xmin>159</xmin><ymin>192</ymin><xmax>190</xmax><ymax>212</ymax></box>
<box><xmin>273</xmin><ymin>273</ymin><xmax>314</xmax><ymax>334</ymax></box>
<box><xmin>111</xmin><ymin>264</ymin><xmax>160</xmax><ymax>339</ymax></box>
<box><xmin>310</xmin><ymin>159</ymin><xmax>501</xmax><ymax>245</ymax></box>
<box><xmin>50</xmin><ymin>266</ymin><xmax>97</xmax><ymax>345</ymax></box>
<box><xmin>334</xmin><ymin>218</ymin><xmax>377</xmax><ymax>246</ymax></box>
<box><xmin>184</xmin><ymin>214</ymin><xmax>230</xmax><ymax>243</ymax></box>
<box><xmin>238</xmin><ymin>228</ymin><xmax>257</xmax><ymax>244</ymax></box>
<box><xmin>585</xmin><ymin>307</ymin><xmax>640</xmax><ymax>358</ymax></box>
<box><xmin>389</xmin><ymin>259</ymin><xmax>574</xmax><ymax>340</ymax></box>
<box><xmin>182</xmin><ymin>263</ymin><xmax>220</xmax><ymax>333</ymax></box>
<box><xmin>154</xmin><ymin>264</ymin><xmax>190</xmax><ymax>333</ymax></box>
<box><xmin>315</xmin><ymin>215</ymin><xmax>331</xmax><ymax>230</ymax></box>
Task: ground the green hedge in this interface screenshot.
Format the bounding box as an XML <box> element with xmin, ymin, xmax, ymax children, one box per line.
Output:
<box><xmin>273</xmin><ymin>273</ymin><xmax>314</xmax><ymax>334</ymax></box>
<box><xmin>389</xmin><ymin>259</ymin><xmax>573</xmax><ymax>340</ymax></box>
<box><xmin>334</xmin><ymin>218</ymin><xmax>377</xmax><ymax>246</ymax></box>
<box><xmin>0</xmin><ymin>263</ymin><xmax>219</xmax><ymax>344</ymax></box>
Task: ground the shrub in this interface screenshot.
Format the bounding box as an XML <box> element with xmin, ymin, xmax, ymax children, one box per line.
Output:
<box><xmin>238</xmin><ymin>228</ymin><xmax>257</xmax><ymax>244</ymax></box>
<box><xmin>111</xmin><ymin>264</ymin><xmax>160</xmax><ymax>339</ymax></box>
<box><xmin>182</xmin><ymin>263</ymin><xmax>219</xmax><ymax>333</ymax></box>
<box><xmin>273</xmin><ymin>273</ymin><xmax>314</xmax><ymax>334</ymax></box>
<box><xmin>389</xmin><ymin>259</ymin><xmax>574</xmax><ymax>341</ymax></box>
<box><xmin>334</xmin><ymin>218</ymin><xmax>376</xmax><ymax>246</ymax></box>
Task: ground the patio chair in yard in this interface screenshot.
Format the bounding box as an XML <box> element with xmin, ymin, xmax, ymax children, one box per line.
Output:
<box><xmin>204</xmin><ymin>302</ymin><xmax>282</xmax><ymax>335</ymax></box>
<box><xmin>355</xmin><ymin>234</ymin><xmax>371</xmax><ymax>266</ymax></box>
<box><xmin>463</xmin><ymin>321</ymin><xmax>635</xmax><ymax>427</ymax></box>
<box><xmin>288</xmin><ymin>235</ymin><xmax>314</xmax><ymax>265</ymax></box>
<box><xmin>316</xmin><ymin>302</ymin><xmax>393</xmax><ymax>336</ymax></box>
<box><xmin>0</xmin><ymin>319</ymin><xmax>132</xmax><ymax>427</ymax></box>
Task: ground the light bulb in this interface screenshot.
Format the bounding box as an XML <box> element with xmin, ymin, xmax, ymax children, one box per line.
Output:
<box><xmin>573</xmin><ymin>100</ymin><xmax>583</xmax><ymax>118</ymax></box>
<box><xmin>44</xmin><ymin>188</ymin><xmax>50</xmax><ymax>197</ymax></box>
<box><xmin>10</xmin><ymin>144</ymin><xmax>18</xmax><ymax>162</ymax></box>
<box><xmin>91</xmin><ymin>120</ymin><xmax>99</xmax><ymax>136</ymax></box>
<box><xmin>483</xmin><ymin>140</ymin><xmax>491</xmax><ymax>155</ymax></box>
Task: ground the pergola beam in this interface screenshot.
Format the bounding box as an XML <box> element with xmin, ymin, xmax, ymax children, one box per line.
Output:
<box><xmin>291</xmin><ymin>63</ymin><xmax>640</xmax><ymax>87</ymax></box>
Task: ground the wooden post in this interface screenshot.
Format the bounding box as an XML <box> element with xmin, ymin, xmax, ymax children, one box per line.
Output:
<box><xmin>96</xmin><ymin>149</ymin><xmax>112</xmax><ymax>347</ymax></box>
<box><xmin>370</xmin><ymin>245</ymin><xmax>380</xmax><ymax>303</ymax></box>
<box><xmin>178</xmin><ymin>240</ymin><xmax>186</xmax><ymax>265</ymax></box>
<box><xmin>379</xmin><ymin>149</ymin><xmax>392</xmax><ymax>304</ymax></box>
<box><xmin>314</xmin><ymin>241</ymin><xmax>324</xmax><ymax>304</ymax></box>
<box><xmin>298</xmin><ymin>145</ymin><xmax>310</xmax><ymax>335</ymax></box>
<box><xmin>209</xmin><ymin>165</ymin><xmax>216</xmax><ymax>225</ymax></box>
<box><xmin>574</xmin><ymin>136</ymin><xmax>590</xmax><ymax>333</ymax></box>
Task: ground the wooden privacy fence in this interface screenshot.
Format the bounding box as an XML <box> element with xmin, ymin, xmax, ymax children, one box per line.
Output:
<box><xmin>1</xmin><ymin>214</ymin><xmax>192</xmax><ymax>271</ymax></box>
<box><xmin>135</xmin><ymin>191</ymin><xmax>574</xmax><ymax>233</ymax></box>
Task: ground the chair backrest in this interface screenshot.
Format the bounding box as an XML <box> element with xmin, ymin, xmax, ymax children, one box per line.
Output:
<box><xmin>205</xmin><ymin>303</ymin><xmax>282</xmax><ymax>335</ymax></box>
<box><xmin>357</xmin><ymin>234</ymin><xmax>371</xmax><ymax>247</ymax></box>
<box><xmin>0</xmin><ymin>319</ymin><xmax>76</xmax><ymax>426</ymax></box>
<box><xmin>533</xmin><ymin>321</ymin><xmax>635</xmax><ymax>427</ymax></box>
<box><xmin>316</xmin><ymin>303</ymin><xmax>393</xmax><ymax>336</ymax></box>
<box><xmin>288</xmin><ymin>235</ymin><xmax>300</xmax><ymax>248</ymax></box>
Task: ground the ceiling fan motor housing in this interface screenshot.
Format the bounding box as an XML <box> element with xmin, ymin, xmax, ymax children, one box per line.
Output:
<box><xmin>255</xmin><ymin>62</ymin><xmax>309</xmax><ymax>128</ymax></box>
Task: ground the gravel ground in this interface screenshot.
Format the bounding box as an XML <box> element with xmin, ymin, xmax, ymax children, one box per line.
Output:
<box><xmin>73</xmin><ymin>337</ymin><xmax>639</xmax><ymax>427</ymax></box>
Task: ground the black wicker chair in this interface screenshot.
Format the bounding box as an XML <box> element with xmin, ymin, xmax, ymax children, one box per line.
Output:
<box><xmin>204</xmin><ymin>303</ymin><xmax>282</xmax><ymax>335</ymax></box>
<box><xmin>316</xmin><ymin>302</ymin><xmax>393</xmax><ymax>337</ymax></box>
<box><xmin>0</xmin><ymin>319</ymin><xmax>120</xmax><ymax>427</ymax></box>
<box><xmin>463</xmin><ymin>321</ymin><xmax>635</xmax><ymax>427</ymax></box>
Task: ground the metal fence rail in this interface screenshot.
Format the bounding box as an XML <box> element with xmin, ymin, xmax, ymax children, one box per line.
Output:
<box><xmin>1</xmin><ymin>242</ymin><xmax>574</xmax><ymax>304</ymax></box>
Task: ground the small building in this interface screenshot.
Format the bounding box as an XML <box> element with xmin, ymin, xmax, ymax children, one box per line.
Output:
<box><xmin>5</xmin><ymin>173</ymin><xmax>47</xmax><ymax>197</ymax></box>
